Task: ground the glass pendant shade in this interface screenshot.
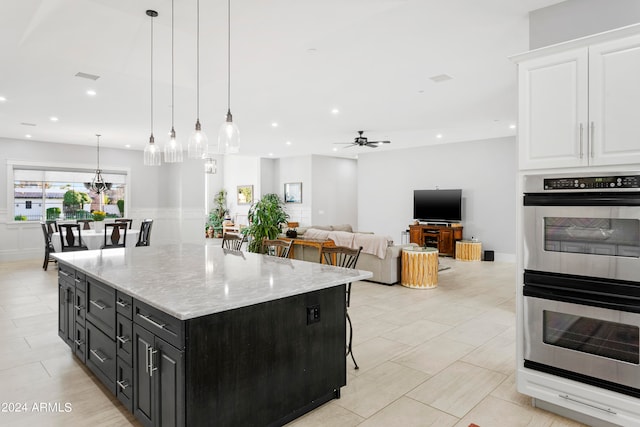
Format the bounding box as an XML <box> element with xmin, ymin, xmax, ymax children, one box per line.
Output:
<box><xmin>218</xmin><ymin>110</ymin><xmax>240</xmax><ymax>154</ymax></box>
<box><xmin>144</xmin><ymin>134</ymin><xmax>161</xmax><ymax>166</ymax></box>
<box><xmin>188</xmin><ymin>120</ymin><xmax>208</xmax><ymax>159</ymax></box>
<box><xmin>204</xmin><ymin>157</ymin><xmax>217</xmax><ymax>174</ymax></box>
<box><xmin>164</xmin><ymin>127</ymin><xmax>183</xmax><ymax>163</ymax></box>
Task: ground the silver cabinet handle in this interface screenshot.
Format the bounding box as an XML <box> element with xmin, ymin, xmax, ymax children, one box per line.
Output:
<box><xmin>74</xmin><ymin>339</ymin><xmax>84</xmax><ymax>346</ymax></box>
<box><xmin>90</xmin><ymin>349</ymin><xmax>107</xmax><ymax>363</ymax></box>
<box><xmin>138</xmin><ymin>313</ymin><xmax>166</xmax><ymax>330</ymax></box>
<box><xmin>116</xmin><ymin>300</ymin><xmax>129</xmax><ymax>308</ymax></box>
<box><xmin>590</xmin><ymin>121</ymin><xmax>595</xmax><ymax>158</ymax></box>
<box><xmin>74</xmin><ymin>278</ymin><xmax>81</xmax><ymax>283</ymax></box>
<box><xmin>89</xmin><ymin>300</ymin><xmax>106</xmax><ymax>310</ymax></box>
<box><xmin>116</xmin><ymin>335</ymin><xmax>130</xmax><ymax>344</ymax></box>
<box><xmin>59</xmin><ymin>270</ymin><xmax>71</xmax><ymax>277</ymax></box>
<box><xmin>559</xmin><ymin>394</ymin><xmax>616</xmax><ymax>415</ymax></box>
<box><xmin>117</xmin><ymin>380</ymin><xmax>129</xmax><ymax>390</ymax></box>
<box><xmin>74</xmin><ymin>305</ymin><xmax>84</xmax><ymax>310</ymax></box>
<box><xmin>149</xmin><ymin>348</ymin><xmax>158</xmax><ymax>377</ymax></box>
<box><xmin>144</xmin><ymin>343</ymin><xmax>149</xmax><ymax>373</ymax></box>
<box><xmin>579</xmin><ymin>123</ymin><xmax>584</xmax><ymax>158</ymax></box>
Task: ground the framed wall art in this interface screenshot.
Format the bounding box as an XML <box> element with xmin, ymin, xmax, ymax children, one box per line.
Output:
<box><xmin>237</xmin><ymin>185</ymin><xmax>253</xmax><ymax>205</ymax></box>
<box><xmin>284</xmin><ymin>182</ymin><xmax>302</xmax><ymax>203</ymax></box>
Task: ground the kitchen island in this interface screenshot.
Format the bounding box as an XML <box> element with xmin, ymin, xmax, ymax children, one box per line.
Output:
<box><xmin>53</xmin><ymin>244</ymin><xmax>372</xmax><ymax>427</ymax></box>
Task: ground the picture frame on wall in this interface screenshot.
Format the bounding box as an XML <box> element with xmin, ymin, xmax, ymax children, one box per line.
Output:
<box><xmin>237</xmin><ymin>185</ymin><xmax>253</xmax><ymax>205</ymax></box>
<box><xmin>284</xmin><ymin>182</ymin><xmax>302</xmax><ymax>203</ymax></box>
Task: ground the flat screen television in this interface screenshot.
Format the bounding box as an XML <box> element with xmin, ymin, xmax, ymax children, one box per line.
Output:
<box><xmin>413</xmin><ymin>189</ymin><xmax>462</xmax><ymax>223</ymax></box>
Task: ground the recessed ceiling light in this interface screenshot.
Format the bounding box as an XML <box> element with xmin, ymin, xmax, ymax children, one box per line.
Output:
<box><xmin>268</xmin><ymin>152</ymin><xmax>274</xmax><ymax>157</ymax></box>
<box><xmin>332</xmin><ymin>147</ymin><xmax>338</xmax><ymax>152</ymax></box>
<box><xmin>436</xmin><ymin>133</ymin><xmax>443</xmax><ymax>139</ymax></box>
<box><xmin>286</xmin><ymin>141</ymin><xmax>292</xmax><ymax>146</ymax></box>
<box><xmin>25</xmin><ymin>134</ymin><xmax>32</xmax><ymax>138</ymax></box>
<box><xmin>271</xmin><ymin>122</ymin><xmax>278</xmax><ymax>128</ymax></box>
<box><xmin>86</xmin><ymin>89</ymin><xmax>97</xmax><ymax>96</ymax></box>
<box><xmin>509</xmin><ymin>124</ymin><xmax>517</xmax><ymax>129</ymax></box>
<box><xmin>50</xmin><ymin>116</ymin><xmax>59</xmax><ymax>122</ymax></box>
<box><xmin>331</xmin><ymin>108</ymin><xmax>339</xmax><ymax>114</ymax></box>
<box><xmin>0</xmin><ymin>96</ymin><xmax>6</xmax><ymax>102</ymax></box>
<box><xmin>125</xmin><ymin>144</ymin><xmax>131</xmax><ymax>148</ymax></box>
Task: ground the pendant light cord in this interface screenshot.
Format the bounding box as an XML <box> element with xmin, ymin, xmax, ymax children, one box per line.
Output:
<box><xmin>150</xmin><ymin>13</ymin><xmax>154</xmax><ymax>138</ymax></box>
<box><xmin>196</xmin><ymin>0</ymin><xmax>200</xmax><ymax>120</ymax></box>
<box><xmin>96</xmin><ymin>134</ymin><xmax>100</xmax><ymax>169</ymax></box>
<box><xmin>227</xmin><ymin>0</ymin><xmax>231</xmax><ymax>112</ymax></box>
<box><xmin>171</xmin><ymin>0</ymin><xmax>175</xmax><ymax>129</ymax></box>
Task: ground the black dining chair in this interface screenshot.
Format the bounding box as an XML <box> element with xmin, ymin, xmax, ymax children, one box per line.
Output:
<box><xmin>136</xmin><ymin>219</ymin><xmax>153</xmax><ymax>247</ymax></box>
<box><xmin>222</xmin><ymin>232</ymin><xmax>246</xmax><ymax>251</ymax></box>
<box><xmin>103</xmin><ymin>223</ymin><xmax>128</xmax><ymax>249</ymax></box>
<box><xmin>40</xmin><ymin>221</ymin><xmax>57</xmax><ymax>270</ymax></box>
<box><xmin>77</xmin><ymin>219</ymin><xmax>94</xmax><ymax>230</ymax></box>
<box><xmin>319</xmin><ymin>245</ymin><xmax>363</xmax><ymax>370</ymax></box>
<box><xmin>261</xmin><ymin>239</ymin><xmax>293</xmax><ymax>258</ymax></box>
<box><xmin>115</xmin><ymin>218</ymin><xmax>133</xmax><ymax>229</ymax></box>
<box><xmin>45</xmin><ymin>220</ymin><xmax>58</xmax><ymax>235</ymax></box>
<box><xmin>58</xmin><ymin>223</ymin><xmax>88</xmax><ymax>252</ymax></box>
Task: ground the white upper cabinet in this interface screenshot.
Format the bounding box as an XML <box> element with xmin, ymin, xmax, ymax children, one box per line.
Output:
<box><xmin>589</xmin><ymin>35</ymin><xmax>640</xmax><ymax>166</ymax></box>
<box><xmin>517</xmin><ymin>31</ymin><xmax>640</xmax><ymax>170</ymax></box>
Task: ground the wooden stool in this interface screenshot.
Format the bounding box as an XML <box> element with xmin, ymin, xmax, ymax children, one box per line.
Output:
<box><xmin>456</xmin><ymin>240</ymin><xmax>482</xmax><ymax>261</ymax></box>
<box><xmin>401</xmin><ymin>247</ymin><xmax>439</xmax><ymax>289</ymax></box>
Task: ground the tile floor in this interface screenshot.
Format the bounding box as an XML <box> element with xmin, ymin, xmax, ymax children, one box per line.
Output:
<box><xmin>0</xmin><ymin>257</ymin><xmax>587</xmax><ymax>426</ymax></box>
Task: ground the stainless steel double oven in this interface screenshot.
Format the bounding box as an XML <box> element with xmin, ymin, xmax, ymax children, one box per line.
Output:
<box><xmin>523</xmin><ymin>172</ymin><xmax>640</xmax><ymax>397</ymax></box>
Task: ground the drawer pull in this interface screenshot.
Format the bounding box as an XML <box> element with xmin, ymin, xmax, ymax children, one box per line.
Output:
<box><xmin>138</xmin><ymin>313</ymin><xmax>166</xmax><ymax>330</ymax></box>
<box><xmin>74</xmin><ymin>339</ymin><xmax>84</xmax><ymax>346</ymax></box>
<box><xmin>149</xmin><ymin>348</ymin><xmax>158</xmax><ymax>377</ymax></box>
<box><xmin>74</xmin><ymin>305</ymin><xmax>84</xmax><ymax>311</ymax></box>
<box><xmin>74</xmin><ymin>278</ymin><xmax>81</xmax><ymax>283</ymax></box>
<box><xmin>116</xmin><ymin>335</ymin><xmax>130</xmax><ymax>344</ymax></box>
<box><xmin>117</xmin><ymin>380</ymin><xmax>130</xmax><ymax>390</ymax></box>
<box><xmin>59</xmin><ymin>270</ymin><xmax>71</xmax><ymax>277</ymax></box>
<box><xmin>116</xmin><ymin>300</ymin><xmax>130</xmax><ymax>308</ymax></box>
<box><xmin>559</xmin><ymin>394</ymin><xmax>616</xmax><ymax>415</ymax></box>
<box><xmin>90</xmin><ymin>349</ymin><xmax>108</xmax><ymax>363</ymax></box>
<box><xmin>90</xmin><ymin>300</ymin><xmax>107</xmax><ymax>310</ymax></box>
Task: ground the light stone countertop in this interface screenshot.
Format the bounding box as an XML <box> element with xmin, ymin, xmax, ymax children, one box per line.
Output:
<box><xmin>52</xmin><ymin>243</ymin><xmax>373</xmax><ymax>320</ymax></box>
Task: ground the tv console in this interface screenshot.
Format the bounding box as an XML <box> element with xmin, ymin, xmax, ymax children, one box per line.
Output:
<box><xmin>409</xmin><ymin>224</ymin><xmax>463</xmax><ymax>257</ymax></box>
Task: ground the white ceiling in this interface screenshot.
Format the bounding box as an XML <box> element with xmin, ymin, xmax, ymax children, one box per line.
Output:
<box><xmin>0</xmin><ymin>0</ymin><xmax>563</xmax><ymax>159</ymax></box>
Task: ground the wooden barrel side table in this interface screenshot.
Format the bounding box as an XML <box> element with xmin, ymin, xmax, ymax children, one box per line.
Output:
<box><xmin>401</xmin><ymin>247</ymin><xmax>439</xmax><ymax>289</ymax></box>
<box><xmin>456</xmin><ymin>240</ymin><xmax>482</xmax><ymax>261</ymax></box>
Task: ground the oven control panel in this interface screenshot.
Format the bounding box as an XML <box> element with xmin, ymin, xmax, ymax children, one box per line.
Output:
<box><xmin>544</xmin><ymin>175</ymin><xmax>640</xmax><ymax>190</ymax></box>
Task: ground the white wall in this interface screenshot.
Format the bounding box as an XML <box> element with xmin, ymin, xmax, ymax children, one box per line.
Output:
<box><xmin>0</xmin><ymin>137</ymin><xmax>207</xmax><ymax>260</ymax></box>
<box><xmin>311</xmin><ymin>156</ymin><xmax>358</xmax><ymax>228</ymax></box>
<box><xmin>357</xmin><ymin>137</ymin><xmax>517</xmax><ymax>261</ymax></box>
<box><xmin>530</xmin><ymin>0</ymin><xmax>640</xmax><ymax>49</ymax></box>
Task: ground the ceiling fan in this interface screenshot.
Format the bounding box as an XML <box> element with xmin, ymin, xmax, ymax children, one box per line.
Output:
<box><xmin>335</xmin><ymin>131</ymin><xmax>391</xmax><ymax>148</ymax></box>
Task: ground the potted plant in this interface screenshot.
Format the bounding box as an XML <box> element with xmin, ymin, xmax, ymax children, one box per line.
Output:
<box><xmin>243</xmin><ymin>193</ymin><xmax>289</xmax><ymax>253</ymax></box>
<box><xmin>206</xmin><ymin>190</ymin><xmax>229</xmax><ymax>238</ymax></box>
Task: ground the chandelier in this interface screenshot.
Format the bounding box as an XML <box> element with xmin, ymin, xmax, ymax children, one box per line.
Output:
<box><xmin>85</xmin><ymin>134</ymin><xmax>112</xmax><ymax>193</ymax></box>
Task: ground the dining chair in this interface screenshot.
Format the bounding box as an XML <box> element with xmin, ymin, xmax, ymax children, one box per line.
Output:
<box><xmin>77</xmin><ymin>219</ymin><xmax>94</xmax><ymax>230</ymax></box>
<box><xmin>136</xmin><ymin>219</ymin><xmax>153</xmax><ymax>247</ymax></box>
<box><xmin>261</xmin><ymin>239</ymin><xmax>293</xmax><ymax>258</ymax></box>
<box><xmin>40</xmin><ymin>221</ymin><xmax>57</xmax><ymax>270</ymax></box>
<box><xmin>319</xmin><ymin>245</ymin><xmax>363</xmax><ymax>369</ymax></box>
<box><xmin>115</xmin><ymin>218</ymin><xmax>133</xmax><ymax>229</ymax></box>
<box><xmin>221</xmin><ymin>232</ymin><xmax>246</xmax><ymax>251</ymax></box>
<box><xmin>45</xmin><ymin>220</ymin><xmax>58</xmax><ymax>235</ymax></box>
<box><xmin>103</xmin><ymin>223</ymin><xmax>128</xmax><ymax>249</ymax></box>
<box><xmin>58</xmin><ymin>223</ymin><xmax>88</xmax><ymax>252</ymax></box>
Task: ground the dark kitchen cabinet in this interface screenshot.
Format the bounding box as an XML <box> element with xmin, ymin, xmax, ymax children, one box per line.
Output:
<box><xmin>58</xmin><ymin>280</ymin><xmax>75</xmax><ymax>347</ymax></box>
<box><xmin>133</xmin><ymin>324</ymin><xmax>184</xmax><ymax>427</ymax></box>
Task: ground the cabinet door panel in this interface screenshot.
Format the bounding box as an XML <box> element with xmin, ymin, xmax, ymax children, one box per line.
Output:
<box><xmin>155</xmin><ymin>337</ymin><xmax>185</xmax><ymax>427</ymax></box>
<box><xmin>518</xmin><ymin>48</ymin><xmax>588</xmax><ymax>169</ymax></box>
<box><xmin>133</xmin><ymin>324</ymin><xmax>154</xmax><ymax>427</ymax></box>
<box><xmin>590</xmin><ymin>34</ymin><xmax>640</xmax><ymax>166</ymax></box>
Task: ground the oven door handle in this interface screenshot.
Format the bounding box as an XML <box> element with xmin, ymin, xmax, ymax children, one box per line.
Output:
<box><xmin>524</xmin><ymin>285</ymin><xmax>640</xmax><ymax>313</ymax></box>
<box><xmin>524</xmin><ymin>192</ymin><xmax>640</xmax><ymax>207</ymax></box>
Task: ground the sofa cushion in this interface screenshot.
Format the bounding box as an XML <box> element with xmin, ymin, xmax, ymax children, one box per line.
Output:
<box><xmin>304</xmin><ymin>228</ymin><xmax>331</xmax><ymax>240</ymax></box>
<box><xmin>353</xmin><ymin>233</ymin><xmax>390</xmax><ymax>259</ymax></box>
<box><xmin>312</xmin><ymin>225</ymin><xmax>333</xmax><ymax>231</ymax></box>
<box><xmin>331</xmin><ymin>224</ymin><xmax>353</xmax><ymax>232</ymax></box>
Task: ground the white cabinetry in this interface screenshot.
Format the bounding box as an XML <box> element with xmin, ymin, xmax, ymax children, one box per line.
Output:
<box><xmin>517</xmin><ymin>33</ymin><xmax>640</xmax><ymax>170</ymax></box>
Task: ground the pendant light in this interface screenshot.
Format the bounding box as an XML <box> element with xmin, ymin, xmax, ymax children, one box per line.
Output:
<box><xmin>164</xmin><ymin>0</ymin><xmax>184</xmax><ymax>163</ymax></box>
<box><xmin>218</xmin><ymin>0</ymin><xmax>239</xmax><ymax>154</ymax></box>
<box><xmin>187</xmin><ymin>0</ymin><xmax>208</xmax><ymax>159</ymax></box>
<box><xmin>143</xmin><ymin>10</ymin><xmax>161</xmax><ymax>166</ymax></box>
<box><xmin>204</xmin><ymin>157</ymin><xmax>217</xmax><ymax>174</ymax></box>
<box><xmin>85</xmin><ymin>134</ymin><xmax>112</xmax><ymax>193</ymax></box>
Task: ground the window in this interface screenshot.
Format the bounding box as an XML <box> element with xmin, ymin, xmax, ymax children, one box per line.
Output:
<box><xmin>13</xmin><ymin>167</ymin><xmax>127</xmax><ymax>221</ymax></box>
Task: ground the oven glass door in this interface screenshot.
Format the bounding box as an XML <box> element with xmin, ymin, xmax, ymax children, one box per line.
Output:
<box><xmin>524</xmin><ymin>206</ymin><xmax>640</xmax><ymax>281</ymax></box>
<box><xmin>524</xmin><ymin>296</ymin><xmax>640</xmax><ymax>391</ymax></box>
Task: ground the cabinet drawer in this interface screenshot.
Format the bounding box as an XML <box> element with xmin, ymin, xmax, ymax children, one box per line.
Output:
<box><xmin>74</xmin><ymin>271</ymin><xmax>86</xmax><ymax>293</ymax></box>
<box><xmin>58</xmin><ymin>265</ymin><xmax>75</xmax><ymax>286</ymax></box>
<box><xmin>86</xmin><ymin>321</ymin><xmax>116</xmax><ymax>395</ymax></box>
<box><xmin>74</xmin><ymin>289</ymin><xmax>86</xmax><ymax>326</ymax></box>
<box><xmin>133</xmin><ymin>300</ymin><xmax>184</xmax><ymax>349</ymax></box>
<box><xmin>86</xmin><ymin>278</ymin><xmax>116</xmax><ymax>338</ymax></box>
<box><xmin>116</xmin><ymin>357</ymin><xmax>133</xmax><ymax>412</ymax></box>
<box><xmin>74</xmin><ymin>323</ymin><xmax>86</xmax><ymax>363</ymax></box>
<box><xmin>116</xmin><ymin>291</ymin><xmax>133</xmax><ymax>320</ymax></box>
<box><xmin>116</xmin><ymin>313</ymin><xmax>133</xmax><ymax>364</ymax></box>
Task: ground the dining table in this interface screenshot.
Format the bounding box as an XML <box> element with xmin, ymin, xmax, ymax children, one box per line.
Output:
<box><xmin>51</xmin><ymin>228</ymin><xmax>140</xmax><ymax>252</ymax></box>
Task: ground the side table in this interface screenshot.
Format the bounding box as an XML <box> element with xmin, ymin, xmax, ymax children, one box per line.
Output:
<box><xmin>456</xmin><ymin>240</ymin><xmax>482</xmax><ymax>261</ymax></box>
<box><xmin>401</xmin><ymin>247</ymin><xmax>439</xmax><ymax>289</ymax></box>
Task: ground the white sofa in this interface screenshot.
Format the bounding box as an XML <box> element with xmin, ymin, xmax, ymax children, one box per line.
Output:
<box><xmin>283</xmin><ymin>224</ymin><xmax>417</xmax><ymax>285</ymax></box>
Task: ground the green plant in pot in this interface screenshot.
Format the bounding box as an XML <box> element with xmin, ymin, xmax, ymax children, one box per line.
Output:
<box><xmin>206</xmin><ymin>189</ymin><xmax>229</xmax><ymax>237</ymax></box>
<box><xmin>244</xmin><ymin>193</ymin><xmax>289</xmax><ymax>253</ymax></box>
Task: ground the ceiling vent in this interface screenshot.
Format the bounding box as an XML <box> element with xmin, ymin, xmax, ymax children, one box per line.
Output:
<box><xmin>75</xmin><ymin>72</ymin><xmax>100</xmax><ymax>81</ymax></box>
<box><xmin>429</xmin><ymin>74</ymin><xmax>453</xmax><ymax>83</ymax></box>
<box><xmin>20</xmin><ymin>122</ymin><xmax>37</xmax><ymax>126</ymax></box>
